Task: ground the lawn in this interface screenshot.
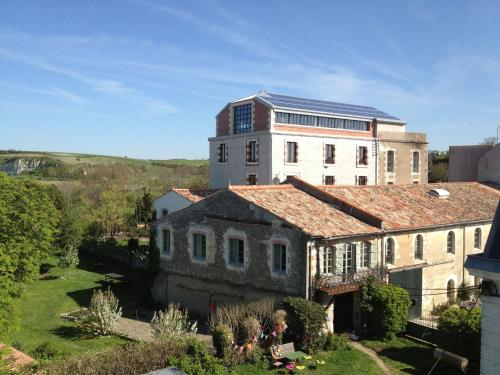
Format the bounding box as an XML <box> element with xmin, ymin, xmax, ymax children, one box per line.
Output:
<box><xmin>0</xmin><ymin>254</ymin><xmax>150</xmax><ymax>360</ymax></box>
<box><xmin>233</xmin><ymin>346</ymin><xmax>384</xmax><ymax>375</ymax></box>
<box><xmin>362</xmin><ymin>337</ymin><xmax>463</xmax><ymax>375</ymax></box>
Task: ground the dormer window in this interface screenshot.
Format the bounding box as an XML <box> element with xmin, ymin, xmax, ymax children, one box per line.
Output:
<box><xmin>233</xmin><ymin>104</ymin><xmax>252</xmax><ymax>134</ymax></box>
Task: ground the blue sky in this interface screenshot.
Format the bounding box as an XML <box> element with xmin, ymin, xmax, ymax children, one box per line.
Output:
<box><xmin>1</xmin><ymin>0</ymin><xmax>500</xmax><ymax>159</ymax></box>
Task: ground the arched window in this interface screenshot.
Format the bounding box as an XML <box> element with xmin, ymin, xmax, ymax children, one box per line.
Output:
<box><xmin>474</xmin><ymin>228</ymin><xmax>482</xmax><ymax>249</ymax></box>
<box><xmin>387</xmin><ymin>151</ymin><xmax>395</xmax><ymax>173</ymax></box>
<box><xmin>447</xmin><ymin>279</ymin><xmax>455</xmax><ymax>301</ymax></box>
<box><xmin>360</xmin><ymin>241</ymin><xmax>371</xmax><ymax>268</ymax></box>
<box><xmin>415</xmin><ymin>235</ymin><xmax>423</xmax><ymax>260</ymax></box>
<box><xmin>385</xmin><ymin>238</ymin><xmax>395</xmax><ymax>265</ymax></box>
<box><xmin>447</xmin><ymin>232</ymin><xmax>455</xmax><ymax>254</ymax></box>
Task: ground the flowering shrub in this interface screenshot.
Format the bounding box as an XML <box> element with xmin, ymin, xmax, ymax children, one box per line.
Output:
<box><xmin>150</xmin><ymin>303</ymin><xmax>197</xmax><ymax>340</ymax></box>
<box><xmin>89</xmin><ymin>287</ymin><xmax>122</xmax><ymax>336</ymax></box>
<box><xmin>59</xmin><ymin>245</ymin><xmax>79</xmax><ymax>268</ymax></box>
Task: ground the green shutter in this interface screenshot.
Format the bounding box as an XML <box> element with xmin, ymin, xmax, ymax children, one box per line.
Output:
<box><xmin>370</xmin><ymin>241</ymin><xmax>377</xmax><ymax>269</ymax></box>
<box><xmin>335</xmin><ymin>246</ymin><xmax>344</xmax><ymax>275</ymax></box>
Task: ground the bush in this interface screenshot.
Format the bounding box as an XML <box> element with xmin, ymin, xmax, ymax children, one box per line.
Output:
<box><xmin>208</xmin><ymin>298</ymin><xmax>276</xmax><ymax>343</ymax></box>
<box><xmin>457</xmin><ymin>281</ymin><xmax>472</xmax><ymax>303</ymax></box>
<box><xmin>32</xmin><ymin>337</ymin><xmax>210</xmax><ymax>375</ymax></box>
<box><xmin>31</xmin><ymin>342</ymin><xmax>63</xmax><ymax>360</ymax></box>
<box><xmin>150</xmin><ymin>304</ymin><xmax>197</xmax><ymax>340</ymax></box>
<box><xmin>212</xmin><ymin>324</ymin><xmax>233</xmax><ymax>360</ymax></box>
<box><xmin>323</xmin><ymin>333</ymin><xmax>351</xmax><ymax>352</ymax></box>
<box><xmin>362</xmin><ymin>281</ymin><xmax>411</xmax><ymax>340</ymax></box>
<box><xmin>431</xmin><ymin>300</ymin><xmax>455</xmax><ymax>316</ymax></box>
<box><xmin>128</xmin><ymin>238</ymin><xmax>139</xmax><ymax>250</ymax></box>
<box><xmin>437</xmin><ymin>306</ymin><xmax>481</xmax><ymax>361</ymax></box>
<box><xmin>240</xmin><ymin>317</ymin><xmax>262</xmax><ymax>343</ymax></box>
<box><xmin>59</xmin><ymin>245</ymin><xmax>79</xmax><ymax>268</ymax></box>
<box><xmin>282</xmin><ymin>297</ymin><xmax>326</xmax><ymax>353</ymax></box>
<box><xmin>89</xmin><ymin>287</ymin><xmax>122</xmax><ymax>336</ymax></box>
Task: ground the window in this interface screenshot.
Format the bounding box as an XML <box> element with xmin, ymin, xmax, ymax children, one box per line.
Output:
<box><xmin>412</xmin><ymin>151</ymin><xmax>420</xmax><ymax>173</ymax></box>
<box><xmin>447</xmin><ymin>279</ymin><xmax>455</xmax><ymax>301</ymax></box>
<box><xmin>415</xmin><ymin>235</ymin><xmax>423</xmax><ymax>260</ymax></box>
<box><xmin>387</xmin><ymin>151</ymin><xmax>395</xmax><ymax>173</ymax></box>
<box><xmin>322</xmin><ymin>246</ymin><xmax>333</xmax><ymax>274</ymax></box>
<box><xmin>360</xmin><ymin>241</ymin><xmax>370</xmax><ymax>268</ymax></box>
<box><xmin>162</xmin><ymin>229</ymin><xmax>171</xmax><ymax>255</ymax></box>
<box><xmin>324</xmin><ymin>176</ymin><xmax>335</xmax><ymax>185</ymax></box>
<box><xmin>325</xmin><ymin>144</ymin><xmax>335</xmax><ymax>164</ymax></box>
<box><xmin>358</xmin><ymin>146</ymin><xmax>368</xmax><ymax>165</ymax></box>
<box><xmin>161</xmin><ymin>209</ymin><xmax>169</xmax><ymax>218</ymax></box>
<box><xmin>246</xmin><ymin>140</ymin><xmax>258</xmax><ymax>163</ymax></box>
<box><xmin>386</xmin><ymin>238</ymin><xmax>395</xmax><ymax>265</ymax></box>
<box><xmin>474</xmin><ymin>228</ymin><xmax>482</xmax><ymax>249</ymax></box>
<box><xmin>228</xmin><ymin>238</ymin><xmax>245</xmax><ymax>267</ymax></box>
<box><xmin>247</xmin><ymin>174</ymin><xmax>257</xmax><ymax>185</ymax></box>
<box><xmin>192</xmin><ymin>233</ymin><xmax>207</xmax><ymax>260</ymax></box>
<box><xmin>275</xmin><ymin>112</ymin><xmax>369</xmax><ymax>131</ymax></box>
<box><xmin>273</xmin><ymin>243</ymin><xmax>287</xmax><ymax>274</ymax></box>
<box><xmin>286</xmin><ymin>142</ymin><xmax>298</xmax><ymax>163</ymax></box>
<box><xmin>343</xmin><ymin>243</ymin><xmax>355</xmax><ymax>274</ymax></box>
<box><xmin>218</xmin><ymin>143</ymin><xmax>227</xmax><ymax>163</ymax></box>
<box><xmin>447</xmin><ymin>231</ymin><xmax>455</xmax><ymax>254</ymax></box>
<box><xmin>357</xmin><ymin>176</ymin><xmax>368</xmax><ymax>185</ymax></box>
<box><xmin>233</xmin><ymin>104</ymin><xmax>252</xmax><ymax>134</ymax></box>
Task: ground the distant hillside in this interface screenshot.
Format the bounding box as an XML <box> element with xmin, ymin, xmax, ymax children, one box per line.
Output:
<box><xmin>0</xmin><ymin>150</ymin><xmax>209</xmax><ymax>193</ymax></box>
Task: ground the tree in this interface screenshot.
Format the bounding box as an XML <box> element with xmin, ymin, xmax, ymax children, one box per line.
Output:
<box><xmin>89</xmin><ymin>287</ymin><xmax>122</xmax><ymax>336</ymax></box>
<box><xmin>479</xmin><ymin>136</ymin><xmax>497</xmax><ymax>145</ymax></box>
<box><xmin>428</xmin><ymin>162</ymin><xmax>448</xmax><ymax>183</ymax></box>
<box><xmin>0</xmin><ymin>173</ymin><xmax>60</xmax><ymax>333</ymax></box>
<box><xmin>59</xmin><ymin>245</ymin><xmax>79</xmax><ymax>268</ymax></box>
<box><xmin>361</xmin><ymin>280</ymin><xmax>411</xmax><ymax>340</ymax></box>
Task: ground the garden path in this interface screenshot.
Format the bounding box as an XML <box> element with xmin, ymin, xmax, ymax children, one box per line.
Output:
<box><xmin>350</xmin><ymin>341</ymin><xmax>392</xmax><ymax>375</ymax></box>
<box><xmin>114</xmin><ymin>317</ymin><xmax>214</xmax><ymax>352</ymax></box>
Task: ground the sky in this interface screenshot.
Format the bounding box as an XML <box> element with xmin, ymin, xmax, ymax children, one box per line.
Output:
<box><xmin>1</xmin><ymin>0</ymin><xmax>500</xmax><ymax>159</ymax></box>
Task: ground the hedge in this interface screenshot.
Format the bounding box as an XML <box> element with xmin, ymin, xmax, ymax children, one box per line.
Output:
<box><xmin>437</xmin><ymin>306</ymin><xmax>481</xmax><ymax>362</ymax></box>
<box><xmin>362</xmin><ymin>281</ymin><xmax>411</xmax><ymax>340</ymax></box>
<box><xmin>282</xmin><ymin>297</ymin><xmax>326</xmax><ymax>352</ymax></box>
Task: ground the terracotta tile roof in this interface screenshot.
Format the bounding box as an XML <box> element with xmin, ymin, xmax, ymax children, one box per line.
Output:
<box><xmin>230</xmin><ymin>185</ymin><xmax>381</xmax><ymax>238</ymax></box>
<box><xmin>172</xmin><ymin>188</ymin><xmax>220</xmax><ymax>203</ymax></box>
<box><xmin>319</xmin><ymin>182</ymin><xmax>500</xmax><ymax>231</ymax></box>
<box><xmin>0</xmin><ymin>344</ymin><xmax>34</xmax><ymax>372</ymax></box>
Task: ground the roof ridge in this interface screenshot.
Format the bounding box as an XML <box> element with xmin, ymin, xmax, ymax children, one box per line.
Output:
<box><xmin>287</xmin><ymin>177</ymin><xmax>385</xmax><ymax>229</ymax></box>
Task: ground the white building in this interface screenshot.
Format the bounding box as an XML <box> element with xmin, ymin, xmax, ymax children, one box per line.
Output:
<box><xmin>209</xmin><ymin>92</ymin><xmax>428</xmax><ymax>188</ymax></box>
<box><xmin>465</xmin><ymin>202</ymin><xmax>500</xmax><ymax>375</ymax></box>
<box><xmin>153</xmin><ymin>188</ymin><xmax>219</xmax><ymax>219</ymax></box>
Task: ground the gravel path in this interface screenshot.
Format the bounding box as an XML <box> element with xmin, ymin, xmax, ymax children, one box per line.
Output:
<box><xmin>115</xmin><ymin>317</ymin><xmax>215</xmax><ymax>353</ymax></box>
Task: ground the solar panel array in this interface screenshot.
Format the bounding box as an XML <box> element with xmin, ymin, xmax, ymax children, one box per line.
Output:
<box><xmin>257</xmin><ymin>92</ymin><xmax>401</xmax><ymax>121</ymax></box>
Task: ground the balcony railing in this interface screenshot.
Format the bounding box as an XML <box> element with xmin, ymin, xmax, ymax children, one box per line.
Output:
<box><xmin>314</xmin><ymin>267</ymin><xmax>388</xmax><ymax>291</ymax></box>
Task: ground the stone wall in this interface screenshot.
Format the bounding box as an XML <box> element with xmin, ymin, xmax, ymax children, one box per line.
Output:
<box><xmin>152</xmin><ymin>191</ymin><xmax>308</xmax><ymax>314</ymax></box>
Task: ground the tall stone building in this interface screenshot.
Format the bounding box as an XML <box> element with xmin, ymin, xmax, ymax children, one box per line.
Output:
<box><xmin>209</xmin><ymin>92</ymin><xmax>428</xmax><ymax>188</ymax></box>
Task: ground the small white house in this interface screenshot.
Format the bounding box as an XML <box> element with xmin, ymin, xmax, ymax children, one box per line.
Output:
<box><xmin>465</xmin><ymin>202</ymin><xmax>500</xmax><ymax>375</ymax></box>
<box><xmin>153</xmin><ymin>188</ymin><xmax>219</xmax><ymax>219</ymax></box>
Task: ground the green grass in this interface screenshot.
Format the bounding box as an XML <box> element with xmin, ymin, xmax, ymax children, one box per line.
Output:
<box><xmin>0</xmin><ymin>255</ymin><xmax>149</xmax><ymax>360</ymax></box>
<box><xmin>362</xmin><ymin>337</ymin><xmax>463</xmax><ymax>375</ymax></box>
<box><xmin>233</xmin><ymin>346</ymin><xmax>384</xmax><ymax>375</ymax></box>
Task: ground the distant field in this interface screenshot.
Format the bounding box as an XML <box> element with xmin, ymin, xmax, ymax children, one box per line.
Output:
<box><xmin>0</xmin><ymin>150</ymin><xmax>208</xmax><ymax>167</ymax></box>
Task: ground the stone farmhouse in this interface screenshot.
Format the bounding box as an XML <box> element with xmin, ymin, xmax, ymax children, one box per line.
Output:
<box><xmin>151</xmin><ymin>178</ymin><xmax>500</xmax><ymax>333</ymax></box>
<box><xmin>210</xmin><ymin>92</ymin><xmax>428</xmax><ymax>188</ymax></box>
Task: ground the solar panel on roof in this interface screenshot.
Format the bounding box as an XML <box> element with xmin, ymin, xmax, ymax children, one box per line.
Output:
<box><xmin>258</xmin><ymin>92</ymin><xmax>400</xmax><ymax>121</ymax></box>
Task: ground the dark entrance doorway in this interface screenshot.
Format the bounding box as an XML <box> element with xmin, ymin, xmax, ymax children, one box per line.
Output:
<box><xmin>334</xmin><ymin>292</ymin><xmax>354</xmax><ymax>333</ymax></box>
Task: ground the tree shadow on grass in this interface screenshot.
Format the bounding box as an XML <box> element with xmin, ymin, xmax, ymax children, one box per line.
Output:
<box><xmin>50</xmin><ymin>325</ymin><xmax>95</xmax><ymax>340</ymax></box>
<box><xmin>375</xmin><ymin>346</ymin><xmax>464</xmax><ymax>375</ymax></box>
